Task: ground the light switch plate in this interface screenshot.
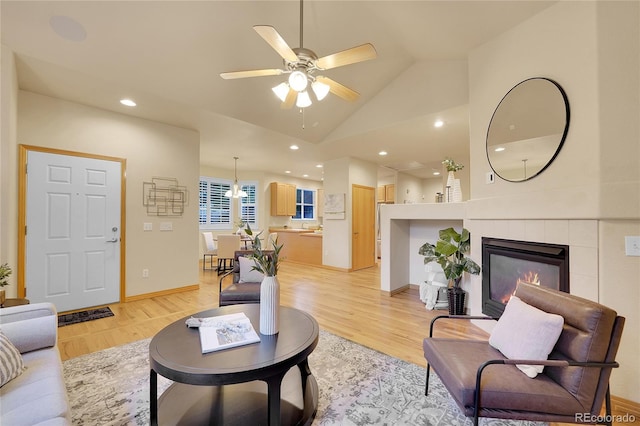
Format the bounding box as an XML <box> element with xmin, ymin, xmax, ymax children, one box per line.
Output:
<box><xmin>160</xmin><ymin>222</ymin><xmax>173</xmax><ymax>231</ymax></box>
<box><xmin>624</xmin><ymin>236</ymin><xmax>640</xmax><ymax>256</ymax></box>
<box><xmin>486</xmin><ymin>172</ymin><xmax>495</xmax><ymax>184</ymax></box>
<box><xmin>143</xmin><ymin>222</ymin><xmax>152</xmax><ymax>231</ymax></box>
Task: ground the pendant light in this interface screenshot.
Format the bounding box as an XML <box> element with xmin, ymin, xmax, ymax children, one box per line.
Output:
<box><xmin>225</xmin><ymin>157</ymin><xmax>248</xmax><ymax>198</ymax></box>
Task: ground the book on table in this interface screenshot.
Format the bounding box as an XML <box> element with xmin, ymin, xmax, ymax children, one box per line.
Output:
<box><xmin>195</xmin><ymin>312</ymin><xmax>260</xmax><ymax>353</ymax></box>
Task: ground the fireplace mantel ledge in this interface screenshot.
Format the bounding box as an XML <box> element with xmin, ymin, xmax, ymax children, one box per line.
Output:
<box><xmin>380</xmin><ymin>202</ymin><xmax>466</xmax><ymax>221</ymax></box>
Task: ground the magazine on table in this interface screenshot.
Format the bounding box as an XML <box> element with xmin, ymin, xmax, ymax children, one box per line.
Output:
<box><xmin>187</xmin><ymin>312</ymin><xmax>260</xmax><ymax>353</ymax></box>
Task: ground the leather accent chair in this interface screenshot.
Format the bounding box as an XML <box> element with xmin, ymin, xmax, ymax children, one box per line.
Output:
<box><xmin>423</xmin><ymin>282</ymin><xmax>625</xmax><ymax>426</ymax></box>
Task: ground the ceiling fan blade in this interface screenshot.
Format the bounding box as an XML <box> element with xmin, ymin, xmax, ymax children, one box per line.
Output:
<box><xmin>316</xmin><ymin>43</ymin><xmax>377</xmax><ymax>70</ymax></box>
<box><xmin>253</xmin><ymin>25</ymin><xmax>299</xmax><ymax>63</ymax></box>
<box><xmin>315</xmin><ymin>76</ymin><xmax>360</xmax><ymax>102</ymax></box>
<box><xmin>281</xmin><ymin>88</ymin><xmax>297</xmax><ymax>109</ymax></box>
<box><xmin>220</xmin><ymin>69</ymin><xmax>283</xmax><ymax>79</ymax></box>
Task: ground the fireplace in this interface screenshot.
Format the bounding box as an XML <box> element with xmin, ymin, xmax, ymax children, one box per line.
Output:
<box><xmin>481</xmin><ymin>237</ymin><xmax>569</xmax><ymax>318</ymax></box>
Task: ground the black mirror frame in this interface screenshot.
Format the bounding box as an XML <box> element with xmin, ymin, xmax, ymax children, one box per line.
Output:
<box><xmin>486</xmin><ymin>77</ymin><xmax>570</xmax><ymax>182</ymax></box>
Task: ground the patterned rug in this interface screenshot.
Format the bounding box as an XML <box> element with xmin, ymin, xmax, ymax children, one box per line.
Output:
<box><xmin>58</xmin><ymin>307</ymin><xmax>114</xmax><ymax>327</ymax></box>
<box><xmin>62</xmin><ymin>330</ymin><xmax>547</xmax><ymax>426</ymax></box>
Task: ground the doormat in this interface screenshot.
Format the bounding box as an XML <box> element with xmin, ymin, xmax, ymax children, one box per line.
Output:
<box><xmin>58</xmin><ymin>307</ymin><xmax>114</xmax><ymax>327</ymax></box>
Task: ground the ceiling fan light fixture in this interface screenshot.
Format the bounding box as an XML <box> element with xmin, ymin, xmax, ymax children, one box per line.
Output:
<box><xmin>272</xmin><ymin>82</ymin><xmax>289</xmax><ymax>102</ymax></box>
<box><xmin>289</xmin><ymin>70</ymin><xmax>308</xmax><ymax>92</ymax></box>
<box><xmin>296</xmin><ymin>91</ymin><xmax>312</xmax><ymax>108</ymax></box>
<box><xmin>311</xmin><ymin>80</ymin><xmax>330</xmax><ymax>101</ymax></box>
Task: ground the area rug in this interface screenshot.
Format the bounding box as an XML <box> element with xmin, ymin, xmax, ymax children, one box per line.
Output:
<box><xmin>58</xmin><ymin>307</ymin><xmax>114</xmax><ymax>327</ymax></box>
<box><xmin>63</xmin><ymin>330</ymin><xmax>547</xmax><ymax>426</ymax></box>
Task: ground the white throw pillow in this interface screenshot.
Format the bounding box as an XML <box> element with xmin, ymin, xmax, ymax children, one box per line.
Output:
<box><xmin>489</xmin><ymin>295</ymin><xmax>564</xmax><ymax>378</ymax></box>
<box><xmin>0</xmin><ymin>330</ymin><xmax>25</xmax><ymax>387</ymax></box>
<box><xmin>238</xmin><ymin>256</ymin><xmax>264</xmax><ymax>283</ymax></box>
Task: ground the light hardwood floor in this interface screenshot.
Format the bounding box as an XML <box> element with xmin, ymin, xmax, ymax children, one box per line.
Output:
<box><xmin>57</xmin><ymin>260</ymin><xmax>487</xmax><ymax>364</ymax></box>
<box><xmin>57</xmin><ymin>260</ymin><xmax>637</xmax><ymax>426</ymax></box>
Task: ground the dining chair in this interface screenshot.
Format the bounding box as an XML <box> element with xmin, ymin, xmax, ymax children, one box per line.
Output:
<box><xmin>202</xmin><ymin>232</ymin><xmax>217</xmax><ymax>271</ymax></box>
<box><xmin>216</xmin><ymin>234</ymin><xmax>241</xmax><ymax>274</ymax></box>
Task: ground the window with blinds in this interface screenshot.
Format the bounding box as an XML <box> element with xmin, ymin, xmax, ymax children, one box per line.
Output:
<box><xmin>240</xmin><ymin>182</ymin><xmax>258</xmax><ymax>226</ymax></box>
<box><xmin>199</xmin><ymin>177</ymin><xmax>232</xmax><ymax>229</ymax></box>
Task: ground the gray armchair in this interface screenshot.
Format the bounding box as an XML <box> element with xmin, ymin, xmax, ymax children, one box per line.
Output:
<box><xmin>218</xmin><ymin>250</ymin><xmax>272</xmax><ymax>306</ymax></box>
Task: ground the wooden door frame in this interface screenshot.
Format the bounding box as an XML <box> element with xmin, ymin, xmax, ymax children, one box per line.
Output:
<box><xmin>351</xmin><ymin>184</ymin><xmax>376</xmax><ymax>271</ymax></box>
<box><xmin>17</xmin><ymin>145</ymin><xmax>127</xmax><ymax>302</ymax></box>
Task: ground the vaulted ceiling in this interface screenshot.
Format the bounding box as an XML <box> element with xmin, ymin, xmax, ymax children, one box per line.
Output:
<box><xmin>1</xmin><ymin>1</ymin><xmax>554</xmax><ymax>181</ymax></box>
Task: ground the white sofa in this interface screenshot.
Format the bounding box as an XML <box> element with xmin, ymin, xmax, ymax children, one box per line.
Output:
<box><xmin>0</xmin><ymin>303</ymin><xmax>71</xmax><ymax>425</ymax></box>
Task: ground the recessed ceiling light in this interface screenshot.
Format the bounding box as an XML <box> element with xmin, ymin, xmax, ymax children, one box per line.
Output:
<box><xmin>434</xmin><ymin>120</ymin><xmax>444</xmax><ymax>128</ymax></box>
<box><xmin>120</xmin><ymin>99</ymin><xmax>136</xmax><ymax>107</ymax></box>
<box><xmin>285</xmin><ymin>170</ymin><xmax>291</xmax><ymax>174</ymax></box>
<box><xmin>316</xmin><ymin>164</ymin><xmax>323</xmax><ymax>168</ymax></box>
<box><xmin>379</xmin><ymin>151</ymin><xmax>387</xmax><ymax>156</ymax></box>
<box><xmin>290</xmin><ymin>145</ymin><xmax>299</xmax><ymax>150</ymax></box>
<box><xmin>433</xmin><ymin>171</ymin><xmax>441</xmax><ymax>176</ymax></box>
<box><xmin>494</xmin><ymin>147</ymin><xmax>506</xmax><ymax>152</ymax></box>
<box><xmin>303</xmin><ymin>174</ymin><xmax>309</xmax><ymax>178</ymax></box>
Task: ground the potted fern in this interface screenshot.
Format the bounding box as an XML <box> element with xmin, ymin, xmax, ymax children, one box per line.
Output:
<box><xmin>418</xmin><ymin>228</ymin><xmax>480</xmax><ymax>315</ymax></box>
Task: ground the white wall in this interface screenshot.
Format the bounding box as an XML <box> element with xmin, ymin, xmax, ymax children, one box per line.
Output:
<box><xmin>0</xmin><ymin>45</ymin><xmax>19</xmax><ymax>295</ymax></box>
<box><xmin>322</xmin><ymin>157</ymin><xmax>377</xmax><ymax>270</ymax></box>
<box><xmin>466</xmin><ymin>1</ymin><xmax>639</xmax><ymax>402</ymax></box>
<box><xmin>16</xmin><ymin>91</ymin><xmax>201</xmax><ymax>299</ymax></box>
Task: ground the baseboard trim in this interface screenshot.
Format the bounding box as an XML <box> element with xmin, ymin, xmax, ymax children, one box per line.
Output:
<box><xmin>382</xmin><ymin>284</ymin><xmax>410</xmax><ymax>297</ymax></box>
<box><xmin>123</xmin><ymin>284</ymin><xmax>199</xmax><ymax>302</ymax></box>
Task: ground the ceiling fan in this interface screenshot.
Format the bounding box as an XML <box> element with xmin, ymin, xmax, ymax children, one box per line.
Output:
<box><xmin>220</xmin><ymin>0</ymin><xmax>377</xmax><ymax>109</ymax></box>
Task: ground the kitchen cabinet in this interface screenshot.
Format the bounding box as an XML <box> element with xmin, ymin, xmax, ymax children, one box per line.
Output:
<box><xmin>377</xmin><ymin>184</ymin><xmax>395</xmax><ymax>203</ymax></box>
<box><xmin>269</xmin><ymin>228</ymin><xmax>322</xmax><ymax>266</ymax></box>
<box><xmin>270</xmin><ymin>182</ymin><xmax>297</xmax><ymax>216</ymax></box>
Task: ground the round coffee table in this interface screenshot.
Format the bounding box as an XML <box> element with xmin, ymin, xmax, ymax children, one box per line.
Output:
<box><xmin>149</xmin><ymin>304</ymin><xmax>319</xmax><ymax>426</ymax></box>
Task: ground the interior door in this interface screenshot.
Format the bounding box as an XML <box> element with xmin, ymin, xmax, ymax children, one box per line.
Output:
<box><xmin>24</xmin><ymin>149</ymin><xmax>123</xmax><ymax>312</ymax></box>
<box><xmin>352</xmin><ymin>185</ymin><xmax>376</xmax><ymax>270</ymax></box>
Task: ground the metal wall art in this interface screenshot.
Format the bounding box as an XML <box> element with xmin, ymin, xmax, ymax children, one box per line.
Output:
<box><xmin>143</xmin><ymin>177</ymin><xmax>188</xmax><ymax>216</ymax></box>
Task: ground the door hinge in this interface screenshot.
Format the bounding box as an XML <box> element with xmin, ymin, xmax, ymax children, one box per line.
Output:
<box><xmin>24</xmin><ymin>226</ymin><xmax>27</xmax><ymax>235</ymax></box>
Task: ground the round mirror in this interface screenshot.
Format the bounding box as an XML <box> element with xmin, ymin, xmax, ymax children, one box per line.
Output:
<box><xmin>486</xmin><ymin>77</ymin><xmax>570</xmax><ymax>182</ymax></box>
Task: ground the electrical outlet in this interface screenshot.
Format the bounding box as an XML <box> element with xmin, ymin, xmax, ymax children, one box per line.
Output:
<box><xmin>142</xmin><ymin>269</ymin><xmax>149</xmax><ymax>278</ymax></box>
<box><xmin>624</xmin><ymin>236</ymin><xmax>640</xmax><ymax>256</ymax></box>
<box><xmin>486</xmin><ymin>172</ymin><xmax>495</xmax><ymax>184</ymax></box>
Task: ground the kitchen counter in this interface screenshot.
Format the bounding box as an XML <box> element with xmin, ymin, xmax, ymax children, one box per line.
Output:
<box><xmin>300</xmin><ymin>232</ymin><xmax>322</xmax><ymax>237</ymax></box>
<box><xmin>268</xmin><ymin>227</ymin><xmax>319</xmax><ymax>234</ymax></box>
<box><xmin>269</xmin><ymin>228</ymin><xmax>322</xmax><ymax>265</ymax></box>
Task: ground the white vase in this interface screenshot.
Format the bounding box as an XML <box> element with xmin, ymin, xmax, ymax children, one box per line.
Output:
<box><xmin>445</xmin><ymin>171</ymin><xmax>455</xmax><ymax>202</ymax></box>
<box><xmin>452</xmin><ymin>179</ymin><xmax>462</xmax><ymax>202</ymax></box>
<box><xmin>259</xmin><ymin>276</ymin><xmax>280</xmax><ymax>335</ymax></box>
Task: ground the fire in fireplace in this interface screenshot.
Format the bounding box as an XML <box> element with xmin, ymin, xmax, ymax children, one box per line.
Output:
<box><xmin>481</xmin><ymin>237</ymin><xmax>569</xmax><ymax>318</ymax></box>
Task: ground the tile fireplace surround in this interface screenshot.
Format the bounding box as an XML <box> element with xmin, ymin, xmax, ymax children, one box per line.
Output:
<box><xmin>379</xmin><ymin>203</ymin><xmax>599</xmax><ymax>332</ymax></box>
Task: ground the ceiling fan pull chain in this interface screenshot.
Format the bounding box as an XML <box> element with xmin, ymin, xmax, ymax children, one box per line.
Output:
<box><xmin>300</xmin><ymin>107</ymin><xmax>305</xmax><ymax>130</ymax></box>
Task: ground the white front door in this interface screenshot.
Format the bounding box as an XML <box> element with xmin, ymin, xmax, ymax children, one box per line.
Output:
<box><xmin>25</xmin><ymin>150</ymin><xmax>122</xmax><ymax>312</ymax></box>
